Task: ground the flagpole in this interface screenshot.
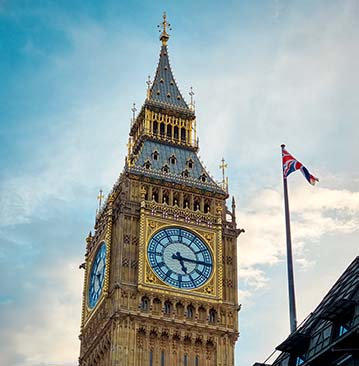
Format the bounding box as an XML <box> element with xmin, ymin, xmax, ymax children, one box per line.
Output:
<box><xmin>281</xmin><ymin>144</ymin><xmax>297</xmax><ymax>334</ymax></box>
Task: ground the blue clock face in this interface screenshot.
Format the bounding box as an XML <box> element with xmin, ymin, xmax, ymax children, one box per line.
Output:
<box><xmin>88</xmin><ymin>242</ymin><xmax>107</xmax><ymax>308</ymax></box>
<box><xmin>147</xmin><ymin>227</ymin><xmax>213</xmax><ymax>289</ymax></box>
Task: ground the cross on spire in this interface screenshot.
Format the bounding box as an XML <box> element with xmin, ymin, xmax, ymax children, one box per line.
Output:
<box><xmin>131</xmin><ymin>102</ymin><xmax>137</xmax><ymax>123</ymax></box>
<box><xmin>219</xmin><ymin>158</ymin><xmax>228</xmax><ymax>185</ymax></box>
<box><xmin>146</xmin><ymin>75</ymin><xmax>152</xmax><ymax>89</ymax></box>
<box><xmin>146</xmin><ymin>75</ymin><xmax>152</xmax><ymax>98</ymax></box>
<box><xmin>189</xmin><ymin>86</ymin><xmax>195</xmax><ymax>111</ymax></box>
<box><xmin>97</xmin><ymin>189</ymin><xmax>104</xmax><ymax>211</ymax></box>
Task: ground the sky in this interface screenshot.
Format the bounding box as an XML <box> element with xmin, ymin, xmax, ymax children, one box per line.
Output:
<box><xmin>0</xmin><ymin>0</ymin><xmax>358</xmax><ymax>365</ymax></box>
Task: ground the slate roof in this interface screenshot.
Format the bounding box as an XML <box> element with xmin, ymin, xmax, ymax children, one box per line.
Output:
<box><xmin>271</xmin><ymin>256</ymin><xmax>359</xmax><ymax>366</ymax></box>
<box><xmin>148</xmin><ymin>45</ymin><xmax>190</xmax><ymax>111</ymax></box>
<box><xmin>126</xmin><ymin>140</ymin><xmax>226</xmax><ymax>195</ymax></box>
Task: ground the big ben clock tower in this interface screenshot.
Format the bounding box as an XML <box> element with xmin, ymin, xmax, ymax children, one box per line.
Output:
<box><xmin>79</xmin><ymin>13</ymin><xmax>243</xmax><ymax>366</ymax></box>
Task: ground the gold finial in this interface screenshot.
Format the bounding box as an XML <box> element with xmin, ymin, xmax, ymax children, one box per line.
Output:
<box><xmin>131</xmin><ymin>102</ymin><xmax>137</xmax><ymax>124</ymax></box>
<box><xmin>146</xmin><ymin>75</ymin><xmax>152</xmax><ymax>98</ymax></box>
<box><xmin>97</xmin><ymin>189</ymin><xmax>104</xmax><ymax>211</ymax></box>
<box><xmin>189</xmin><ymin>86</ymin><xmax>195</xmax><ymax>111</ymax></box>
<box><xmin>158</xmin><ymin>12</ymin><xmax>171</xmax><ymax>45</ymax></box>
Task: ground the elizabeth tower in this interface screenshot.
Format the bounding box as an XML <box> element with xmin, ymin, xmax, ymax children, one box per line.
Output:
<box><xmin>79</xmin><ymin>14</ymin><xmax>243</xmax><ymax>366</ymax></box>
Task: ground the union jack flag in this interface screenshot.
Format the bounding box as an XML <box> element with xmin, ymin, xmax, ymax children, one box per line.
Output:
<box><xmin>282</xmin><ymin>146</ymin><xmax>319</xmax><ymax>185</ymax></box>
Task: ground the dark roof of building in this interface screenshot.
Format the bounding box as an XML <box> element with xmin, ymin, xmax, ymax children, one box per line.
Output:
<box><xmin>126</xmin><ymin>139</ymin><xmax>226</xmax><ymax>195</ymax></box>
<box><xmin>147</xmin><ymin>45</ymin><xmax>190</xmax><ymax>112</ymax></box>
<box><xmin>272</xmin><ymin>256</ymin><xmax>359</xmax><ymax>366</ymax></box>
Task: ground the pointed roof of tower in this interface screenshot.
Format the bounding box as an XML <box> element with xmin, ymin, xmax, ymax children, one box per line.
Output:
<box><xmin>147</xmin><ymin>13</ymin><xmax>191</xmax><ymax>112</ymax></box>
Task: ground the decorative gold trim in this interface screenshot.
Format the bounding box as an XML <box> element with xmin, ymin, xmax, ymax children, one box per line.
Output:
<box><xmin>217</xmin><ymin>223</ymin><xmax>223</xmax><ymax>300</ymax></box>
<box><xmin>138</xmin><ymin>206</ymin><xmax>223</xmax><ymax>302</ymax></box>
<box><xmin>80</xmin><ymin>235</ymin><xmax>91</xmax><ymax>330</ymax></box>
<box><xmin>138</xmin><ymin>202</ymin><xmax>146</xmax><ymax>288</ymax></box>
<box><xmin>103</xmin><ymin>193</ymin><xmax>114</xmax><ymax>296</ymax></box>
<box><xmin>85</xmin><ymin>240</ymin><xmax>107</xmax><ymax>313</ymax></box>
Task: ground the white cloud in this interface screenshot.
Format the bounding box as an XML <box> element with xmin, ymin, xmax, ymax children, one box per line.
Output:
<box><xmin>0</xmin><ymin>260</ymin><xmax>82</xmax><ymax>366</ymax></box>
<box><xmin>236</xmin><ymin>180</ymin><xmax>359</xmax><ymax>292</ymax></box>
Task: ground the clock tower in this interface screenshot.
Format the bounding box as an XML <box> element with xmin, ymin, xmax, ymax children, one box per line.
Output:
<box><xmin>79</xmin><ymin>13</ymin><xmax>243</xmax><ymax>366</ymax></box>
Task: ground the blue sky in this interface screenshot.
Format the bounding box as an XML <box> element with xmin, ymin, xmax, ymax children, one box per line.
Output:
<box><xmin>1</xmin><ymin>1</ymin><xmax>358</xmax><ymax>365</ymax></box>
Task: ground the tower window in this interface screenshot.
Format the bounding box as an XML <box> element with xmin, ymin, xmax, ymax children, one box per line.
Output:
<box><xmin>181</xmin><ymin>128</ymin><xmax>186</xmax><ymax>142</ymax></box>
<box><xmin>195</xmin><ymin>355</ymin><xmax>199</xmax><ymax>366</ymax></box>
<box><xmin>144</xmin><ymin>161</ymin><xmax>151</xmax><ymax>169</ymax></box>
<box><xmin>187</xmin><ymin>305</ymin><xmax>194</xmax><ymax>319</ymax></box>
<box><xmin>174</xmin><ymin>126</ymin><xmax>179</xmax><ymax>140</ymax></box>
<box><xmin>162</xmin><ymin>165</ymin><xmax>169</xmax><ymax>173</ymax></box>
<box><xmin>199</xmin><ymin>174</ymin><xmax>207</xmax><ymax>182</ymax></box>
<box><xmin>209</xmin><ymin>309</ymin><xmax>217</xmax><ymax>323</ymax></box>
<box><xmin>160</xmin><ymin>122</ymin><xmax>165</xmax><ymax>136</ymax></box>
<box><xmin>153</xmin><ymin>121</ymin><xmax>158</xmax><ymax>135</ymax></box>
<box><xmin>153</xmin><ymin>151</ymin><xmax>159</xmax><ymax>160</ymax></box>
<box><xmin>184</xmin><ymin>354</ymin><xmax>188</xmax><ymax>366</ymax></box>
<box><xmin>187</xmin><ymin>159</ymin><xmax>194</xmax><ymax>169</ymax></box>
<box><xmin>169</xmin><ymin>155</ymin><xmax>176</xmax><ymax>165</ymax></box>
<box><xmin>141</xmin><ymin>296</ymin><xmax>149</xmax><ymax>311</ymax></box>
<box><xmin>164</xmin><ymin>301</ymin><xmax>172</xmax><ymax>314</ymax></box>
<box><xmin>150</xmin><ymin>351</ymin><xmax>153</xmax><ymax>366</ymax></box>
<box><xmin>161</xmin><ymin>351</ymin><xmax>165</xmax><ymax>366</ymax></box>
<box><xmin>182</xmin><ymin>169</ymin><xmax>189</xmax><ymax>178</ymax></box>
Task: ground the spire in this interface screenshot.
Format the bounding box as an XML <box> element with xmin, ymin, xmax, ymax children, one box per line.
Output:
<box><xmin>148</xmin><ymin>13</ymin><xmax>191</xmax><ymax>112</ymax></box>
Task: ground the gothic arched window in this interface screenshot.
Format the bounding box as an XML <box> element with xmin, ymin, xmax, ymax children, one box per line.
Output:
<box><xmin>209</xmin><ymin>308</ymin><xmax>217</xmax><ymax>323</ymax></box>
<box><xmin>181</xmin><ymin>127</ymin><xmax>186</xmax><ymax>142</ymax></box>
<box><xmin>199</xmin><ymin>173</ymin><xmax>207</xmax><ymax>182</ymax></box>
<box><xmin>187</xmin><ymin>159</ymin><xmax>194</xmax><ymax>169</ymax></box>
<box><xmin>152</xmin><ymin>150</ymin><xmax>159</xmax><ymax>160</ymax></box>
<box><xmin>166</xmin><ymin>125</ymin><xmax>172</xmax><ymax>138</ymax></box>
<box><xmin>174</xmin><ymin>126</ymin><xmax>179</xmax><ymax>140</ymax></box>
<box><xmin>187</xmin><ymin>305</ymin><xmax>194</xmax><ymax>319</ymax></box>
<box><xmin>164</xmin><ymin>300</ymin><xmax>172</xmax><ymax>314</ymax></box>
<box><xmin>153</xmin><ymin>121</ymin><xmax>158</xmax><ymax>135</ymax></box>
<box><xmin>162</xmin><ymin>164</ymin><xmax>169</xmax><ymax>173</ymax></box>
<box><xmin>182</xmin><ymin>169</ymin><xmax>189</xmax><ymax>178</ymax></box>
<box><xmin>169</xmin><ymin>154</ymin><xmax>176</xmax><ymax>165</ymax></box>
<box><xmin>141</xmin><ymin>296</ymin><xmax>149</xmax><ymax>311</ymax></box>
<box><xmin>143</xmin><ymin>160</ymin><xmax>151</xmax><ymax>169</ymax></box>
<box><xmin>160</xmin><ymin>122</ymin><xmax>165</xmax><ymax>137</ymax></box>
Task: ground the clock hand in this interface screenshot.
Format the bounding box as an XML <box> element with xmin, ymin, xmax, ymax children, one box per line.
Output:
<box><xmin>171</xmin><ymin>252</ymin><xmax>188</xmax><ymax>274</ymax></box>
<box><xmin>173</xmin><ymin>254</ymin><xmax>211</xmax><ymax>267</ymax></box>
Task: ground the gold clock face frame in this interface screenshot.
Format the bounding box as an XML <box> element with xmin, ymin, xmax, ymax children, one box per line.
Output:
<box><xmin>138</xmin><ymin>209</ymin><xmax>223</xmax><ymax>301</ymax></box>
<box><xmin>146</xmin><ymin>226</ymin><xmax>214</xmax><ymax>290</ymax></box>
